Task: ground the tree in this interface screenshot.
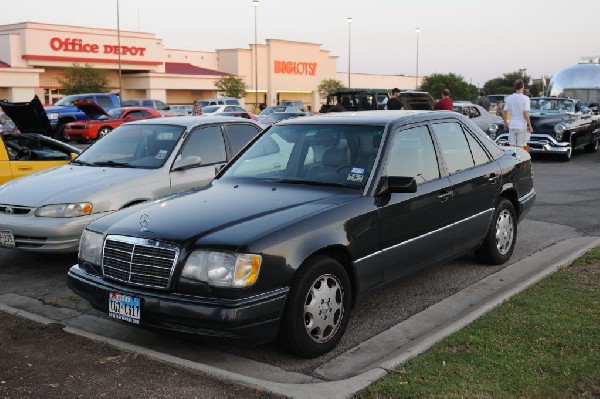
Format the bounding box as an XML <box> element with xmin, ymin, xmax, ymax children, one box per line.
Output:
<box><xmin>483</xmin><ymin>69</ymin><xmax>531</xmax><ymax>95</ymax></box>
<box><xmin>60</xmin><ymin>63</ymin><xmax>110</xmax><ymax>94</ymax></box>
<box><xmin>317</xmin><ymin>78</ymin><xmax>345</xmax><ymax>98</ymax></box>
<box><xmin>214</xmin><ymin>76</ymin><xmax>247</xmax><ymax>99</ymax></box>
<box><xmin>419</xmin><ymin>73</ymin><xmax>473</xmax><ymax>101</ymax></box>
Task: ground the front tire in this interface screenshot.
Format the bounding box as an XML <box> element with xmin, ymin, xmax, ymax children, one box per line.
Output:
<box><xmin>476</xmin><ymin>198</ymin><xmax>517</xmax><ymax>265</ymax></box>
<box><xmin>97</xmin><ymin>126</ymin><xmax>113</xmax><ymax>139</ymax></box>
<box><xmin>279</xmin><ymin>256</ymin><xmax>351</xmax><ymax>358</ymax></box>
<box><xmin>584</xmin><ymin>138</ymin><xmax>598</xmax><ymax>153</ymax></box>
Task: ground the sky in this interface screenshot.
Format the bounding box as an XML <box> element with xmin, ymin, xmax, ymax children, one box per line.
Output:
<box><xmin>3</xmin><ymin>0</ymin><xmax>600</xmax><ymax>87</ymax></box>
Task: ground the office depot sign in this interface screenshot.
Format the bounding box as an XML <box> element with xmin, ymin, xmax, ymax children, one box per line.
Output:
<box><xmin>274</xmin><ymin>60</ymin><xmax>317</xmax><ymax>76</ymax></box>
<box><xmin>49</xmin><ymin>37</ymin><xmax>147</xmax><ymax>56</ymax></box>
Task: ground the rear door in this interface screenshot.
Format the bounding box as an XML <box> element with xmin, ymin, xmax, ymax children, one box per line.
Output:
<box><xmin>169</xmin><ymin>124</ymin><xmax>227</xmax><ymax>192</ymax></box>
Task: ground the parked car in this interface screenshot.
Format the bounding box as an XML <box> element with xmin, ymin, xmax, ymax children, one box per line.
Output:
<box><xmin>170</xmin><ymin>105</ymin><xmax>193</xmax><ymax>116</ymax></box>
<box><xmin>258</xmin><ymin>106</ymin><xmax>303</xmax><ymax>116</ymax></box>
<box><xmin>0</xmin><ymin>97</ymin><xmax>81</xmax><ymax>186</ymax></box>
<box><xmin>121</xmin><ymin>99</ymin><xmax>171</xmax><ymax>112</ymax></box>
<box><xmin>67</xmin><ymin>110</ymin><xmax>535</xmax><ymax>357</ymax></box>
<box><xmin>496</xmin><ymin>97</ymin><xmax>600</xmax><ymax>160</ymax></box>
<box><xmin>64</xmin><ymin>103</ymin><xmax>162</xmax><ymax>142</ymax></box>
<box><xmin>452</xmin><ymin>102</ymin><xmax>505</xmax><ymax>139</ymax></box>
<box><xmin>196</xmin><ymin>97</ymin><xmax>242</xmax><ymax>107</ymax></box>
<box><xmin>258</xmin><ymin>111</ymin><xmax>306</xmax><ymax>125</ymax></box>
<box><xmin>321</xmin><ymin>90</ymin><xmax>435</xmax><ymax>113</ymax></box>
<box><xmin>278</xmin><ymin>100</ymin><xmax>305</xmax><ymax>111</ymax></box>
<box><xmin>44</xmin><ymin>93</ymin><xmax>121</xmax><ymax>140</ymax></box>
<box><xmin>202</xmin><ymin>105</ymin><xmax>248</xmax><ymax>115</ymax></box>
<box><xmin>0</xmin><ymin>116</ymin><xmax>262</xmax><ymax>253</ymax></box>
<box><xmin>214</xmin><ymin>111</ymin><xmax>259</xmax><ymax>121</ymax></box>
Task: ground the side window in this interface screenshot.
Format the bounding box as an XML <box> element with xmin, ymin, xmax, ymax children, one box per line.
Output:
<box><xmin>431</xmin><ymin>122</ymin><xmax>475</xmax><ymax>174</ymax></box>
<box><xmin>126</xmin><ymin>111</ymin><xmax>144</xmax><ymax>119</ymax></box>
<box><xmin>179</xmin><ymin>125</ymin><xmax>226</xmax><ymax>165</ymax></box>
<box><xmin>225</xmin><ymin>123</ymin><xmax>260</xmax><ymax>154</ymax></box>
<box><xmin>225</xmin><ymin>106</ymin><xmax>235</xmax><ymax>112</ymax></box>
<box><xmin>142</xmin><ymin>100</ymin><xmax>154</xmax><ymax>107</ymax></box>
<box><xmin>469</xmin><ymin>107</ymin><xmax>481</xmax><ymax>118</ymax></box>
<box><xmin>465</xmin><ymin>131</ymin><xmax>491</xmax><ymax>166</ymax></box>
<box><xmin>96</xmin><ymin>96</ymin><xmax>114</xmax><ymax>108</ymax></box>
<box><xmin>384</xmin><ymin>125</ymin><xmax>440</xmax><ymax>183</ymax></box>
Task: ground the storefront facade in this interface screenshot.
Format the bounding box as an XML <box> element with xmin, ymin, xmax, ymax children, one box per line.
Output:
<box><xmin>0</xmin><ymin>22</ymin><xmax>421</xmax><ymax>111</ymax></box>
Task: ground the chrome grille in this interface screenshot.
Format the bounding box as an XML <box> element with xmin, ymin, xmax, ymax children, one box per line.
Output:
<box><xmin>0</xmin><ymin>205</ymin><xmax>32</xmax><ymax>215</ymax></box>
<box><xmin>102</xmin><ymin>235</ymin><xmax>179</xmax><ymax>290</ymax></box>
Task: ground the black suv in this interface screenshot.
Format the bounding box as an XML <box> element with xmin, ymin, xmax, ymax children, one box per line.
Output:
<box><xmin>320</xmin><ymin>89</ymin><xmax>434</xmax><ymax>113</ymax></box>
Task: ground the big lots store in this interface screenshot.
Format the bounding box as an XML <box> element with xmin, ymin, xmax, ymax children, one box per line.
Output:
<box><xmin>0</xmin><ymin>22</ymin><xmax>420</xmax><ymax>111</ymax></box>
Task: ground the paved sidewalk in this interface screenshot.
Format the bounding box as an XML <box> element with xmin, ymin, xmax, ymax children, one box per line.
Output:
<box><xmin>2</xmin><ymin>236</ymin><xmax>598</xmax><ymax>398</ymax></box>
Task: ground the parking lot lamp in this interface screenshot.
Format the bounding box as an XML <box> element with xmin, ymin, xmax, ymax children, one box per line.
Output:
<box><xmin>347</xmin><ymin>17</ymin><xmax>353</xmax><ymax>88</ymax></box>
<box><xmin>253</xmin><ymin>0</ymin><xmax>260</xmax><ymax>113</ymax></box>
<box><xmin>117</xmin><ymin>0</ymin><xmax>123</xmax><ymax>100</ymax></box>
<box><xmin>415</xmin><ymin>27</ymin><xmax>421</xmax><ymax>89</ymax></box>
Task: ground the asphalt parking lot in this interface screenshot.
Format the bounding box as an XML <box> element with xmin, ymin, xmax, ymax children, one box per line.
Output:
<box><xmin>1</xmin><ymin>148</ymin><xmax>599</xmax><ymax>397</ymax></box>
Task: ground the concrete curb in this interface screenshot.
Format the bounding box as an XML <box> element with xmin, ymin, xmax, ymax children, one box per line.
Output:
<box><xmin>2</xmin><ymin>236</ymin><xmax>599</xmax><ymax>398</ymax></box>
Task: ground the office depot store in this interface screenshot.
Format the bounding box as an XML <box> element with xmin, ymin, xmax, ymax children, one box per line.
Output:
<box><xmin>0</xmin><ymin>22</ymin><xmax>420</xmax><ymax>111</ymax></box>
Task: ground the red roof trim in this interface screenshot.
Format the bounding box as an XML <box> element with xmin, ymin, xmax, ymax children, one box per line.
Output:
<box><xmin>165</xmin><ymin>62</ymin><xmax>230</xmax><ymax>76</ymax></box>
<box><xmin>22</xmin><ymin>54</ymin><xmax>161</xmax><ymax>66</ymax></box>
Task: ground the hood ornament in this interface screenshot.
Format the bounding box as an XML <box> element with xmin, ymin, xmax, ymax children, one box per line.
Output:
<box><xmin>139</xmin><ymin>214</ymin><xmax>150</xmax><ymax>232</ymax></box>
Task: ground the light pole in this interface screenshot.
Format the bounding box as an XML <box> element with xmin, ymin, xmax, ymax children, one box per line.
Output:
<box><xmin>347</xmin><ymin>17</ymin><xmax>353</xmax><ymax>88</ymax></box>
<box><xmin>252</xmin><ymin>0</ymin><xmax>259</xmax><ymax>113</ymax></box>
<box><xmin>415</xmin><ymin>27</ymin><xmax>420</xmax><ymax>89</ymax></box>
<box><xmin>117</xmin><ymin>0</ymin><xmax>123</xmax><ymax>100</ymax></box>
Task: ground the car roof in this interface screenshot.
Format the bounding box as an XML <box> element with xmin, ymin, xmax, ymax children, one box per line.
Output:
<box><xmin>276</xmin><ymin>110</ymin><xmax>444</xmax><ymax>126</ymax></box>
<box><xmin>126</xmin><ymin>115</ymin><xmax>260</xmax><ymax>128</ymax></box>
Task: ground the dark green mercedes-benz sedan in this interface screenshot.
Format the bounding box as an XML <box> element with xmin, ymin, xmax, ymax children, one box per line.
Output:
<box><xmin>68</xmin><ymin>110</ymin><xmax>536</xmax><ymax>358</ymax></box>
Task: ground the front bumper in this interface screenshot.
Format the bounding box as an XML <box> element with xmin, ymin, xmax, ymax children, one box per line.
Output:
<box><xmin>67</xmin><ymin>264</ymin><xmax>288</xmax><ymax>343</ymax></box>
<box><xmin>497</xmin><ymin>133</ymin><xmax>570</xmax><ymax>155</ymax></box>
<box><xmin>0</xmin><ymin>211</ymin><xmax>110</xmax><ymax>253</ymax></box>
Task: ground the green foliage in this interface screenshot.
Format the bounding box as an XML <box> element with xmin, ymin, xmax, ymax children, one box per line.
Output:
<box><xmin>419</xmin><ymin>73</ymin><xmax>473</xmax><ymax>101</ymax></box>
<box><xmin>483</xmin><ymin>69</ymin><xmax>532</xmax><ymax>95</ymax></box>
<box><xmin>59</xmin><ymin>63</ymin><xmax>110</xmax><ymax>94</ymax></box>
<box><xmin>214</xmin><ymin>76</ymin><xmax>247</xmax><ymax>99</ymax></box>
<box><xmin>317</xmin><ymin>79</ymin><xmax>346</xmax><ymax>98</ymax></box>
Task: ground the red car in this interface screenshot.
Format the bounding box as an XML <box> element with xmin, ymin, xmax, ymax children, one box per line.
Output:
<box><xmin>64</xmin><ymin>101</ymin><xmax>161</xmax><ymax>142</ymax></box>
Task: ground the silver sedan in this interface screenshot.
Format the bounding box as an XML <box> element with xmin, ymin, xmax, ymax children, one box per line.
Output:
<box><xmin>452</xmin><ymin>102</ymin><xmax>504</xmax><ymax>139</ymax></box>
<box><xmin>0</xmin><ymin>116</ymin><xmax>261</xmax><ymax>253</ymax></box>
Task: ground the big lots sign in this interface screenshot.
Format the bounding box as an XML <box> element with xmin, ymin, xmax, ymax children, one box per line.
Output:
<box><xmin>49</xmin><ymin>37</ymin><xmax>147</xmax><ymax>56</ymax></box>
<box><xmin>274</xmin><ymin>60</ymin><xmax>317</xmax><ymax>76</ymax></box>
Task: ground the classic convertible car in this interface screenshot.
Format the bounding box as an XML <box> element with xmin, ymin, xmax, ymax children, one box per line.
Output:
<box><xmin>68</xmin><ymin>110</ymin><xmax>536</xmax><ymax>357</ymax></box>
<box><xmin>496</xmin><ymin>97</ymin><xmax>600</xmax><ymax>160</ymax></box>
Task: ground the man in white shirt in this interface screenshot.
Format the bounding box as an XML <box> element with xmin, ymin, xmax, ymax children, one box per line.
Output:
<box><xmin>503</xmin><ymin>79</ymin><xmax>533</xmax><ymax>151</ymax></box>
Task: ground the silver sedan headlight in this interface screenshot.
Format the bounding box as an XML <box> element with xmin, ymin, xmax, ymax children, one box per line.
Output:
<box><xmin>181</xmin><ymin>250</ymin><xmax>262</xmax><ymax>288</ymax></box>
<box><xmin>79</xmin><ymin>230</ymin><xmax>104</xmax><ymax>265</ymax></box>
<box><xmin>35</xmin><ymin>203</ymin><xmax>93</xmax><ymax>218</ymax></box>
<box><xmin>554</xmin><ymin>123</ymin><xmax>566</xmax><ymax>140</ymax></box>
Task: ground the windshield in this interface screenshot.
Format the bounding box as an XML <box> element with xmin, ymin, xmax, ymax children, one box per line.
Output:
<box><xmin>54</xmin><ymin>95</ymin><xmax>82</xmax><ymax>107</ymax></box>
<box><xmin>202</xmin><ymin>106</ymin><xmax>221</xmax><ymax>113</ymax></box>
<box><xmin>75</xmin><ymin>124</ymin><xmax>185</xmax><ymax>169</ymax></box>
<box><xmin>530</xmin><ymin>98</ymin><xmax>575</xmax><ymax>113</ymax></box>
<box><xmin>107</xmin><ymin>108</ymin><xmax>126</xmax><ymax>118</ymax></box>
<box><xmin>223</xmin><ymin>123</ymin><xmax>385</xmax><ymax>190</ymax></box>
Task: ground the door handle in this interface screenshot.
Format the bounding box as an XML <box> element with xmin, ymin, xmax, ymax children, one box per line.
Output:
<box><xmin>437</xmin><ymin>191</ymin><xmax>451</xmax><ymax>202</ymax></box>
<box><xmin>488</xmin><ymin>173</ymin><xmax>498</xmax><ymax>184</ymax></box>
<box><xmin>17</xmin><ymin>166</ymin><xmax>32</xmax><ymax>171</ymax></box>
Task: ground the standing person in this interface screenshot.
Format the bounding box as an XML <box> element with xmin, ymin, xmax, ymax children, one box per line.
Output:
<box><xmin>433</xmin><ymin>89</ymin><xmax>453</xmax><ymax>110</ymax></box>
<box><xmin>191</xmin><ymin>101</ymin><xmax>203</xmax><ymax>116</ymax></box>
<box><xmin>386</xmin><ymin>88</ymin><xmax>403</xmax><ymax>110</ymax></box>
<box><xmin>476</xmin><ymin>90</ymin><xmax>491</xmax><ymax>111</ymax></box>
<box><xmin>503</xmin><ymin>79</ymin><xmax>533</xmax><ymax>152</ymax></box>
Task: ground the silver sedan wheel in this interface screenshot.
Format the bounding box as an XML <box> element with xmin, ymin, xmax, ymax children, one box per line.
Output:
<box><xmin>303</xmin><ymin>273</ymin><xmax>344</xmax><ymax>343</ymax></box>
<box><xmin>495</xmin><ymin>209</ymin><xmax>514</xmax><ymax>255</ymax></box>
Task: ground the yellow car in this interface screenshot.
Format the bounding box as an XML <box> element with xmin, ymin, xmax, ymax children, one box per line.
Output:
<box><xmin>0</xmin><ymin>96</ymin><xmax>81</xmax><ymax>184</ymax></box>
<box><xmin>0</xmin><ymin>133</ymin><xmax>80</xmax><ymax>184</ymax></box>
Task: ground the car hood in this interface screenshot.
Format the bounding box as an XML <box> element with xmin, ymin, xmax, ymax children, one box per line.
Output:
<box><xmin>72</xmin><ymin>99</ymin><xmax>109</xmax><ymax>119</ymax></box>
<box><xmin>89</xmin><ymin>180</ymin><xmax>358</xmax><ymax>245</ymax></box>
<box><xmin>0</xmin><ymin>95</ymin><xmax>53</xmax><ymax>135</ymax></box>
<box><xmin>0</xmin><ymin>165</ymin><xmax>153</xmax><ymax>207</ymax></box>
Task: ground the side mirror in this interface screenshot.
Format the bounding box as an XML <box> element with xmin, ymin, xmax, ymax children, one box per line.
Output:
<box><xmin>376</xmin><ymin>175</ymin><xmax>417</xmax><ymax>196</ymax></box>
<box><xmin>125</xmin><ymin>115</ymin><xmax>134</xmax><ymax>120</ymax></box>
<box><xmin>172</xmin><ymin>155</ymin><xmax>202</xmax><ymax>171</ymax></box>
<box><xmin>70</xmin><ymin>153</ymin><xmax>78</xmax><ymax>160</ymax></box>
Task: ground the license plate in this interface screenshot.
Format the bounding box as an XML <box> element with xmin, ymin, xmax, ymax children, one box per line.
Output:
<box><xmin>0</xmin><ymin>230</ymin><xmax>15</xmax><ymax>247</ymax></box>
<box><xmin>108</xmin><ymin>292</ymin><xmax>141</xmax><ymax>324</ymax></box>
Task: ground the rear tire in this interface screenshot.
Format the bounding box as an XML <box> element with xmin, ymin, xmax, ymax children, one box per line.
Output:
<box><xmin>476</xmin><ymin>198</ymin><xmax>517</xmax><ymax>265</ymax></box>
<box><xmin>278</xmin><ymin>256</ymin><xmax>351</xmax><ymax>358</ymax></box>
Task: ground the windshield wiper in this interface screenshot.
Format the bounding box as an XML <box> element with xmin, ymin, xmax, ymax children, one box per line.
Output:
<box><xmin>279</xmin><ymin>178</ymin><xmax>360</xmax><ymax>190</ymax></box>
<box><xmin>91</xmin><ymin>160</ymin><xmax>133</xmax><ymax>168</ymax></box>
<box><xmin>70</xmin><ymin>159</ymin><xmax>95</xmax><ymax>166</ymax></box>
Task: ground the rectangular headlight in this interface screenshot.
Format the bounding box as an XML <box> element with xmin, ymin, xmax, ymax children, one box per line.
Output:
<box><xmin>79</xmin><ymin>230</ymin><xmax>104</xmax><ymax>265</ymax></box>
<box><xmin>35</xmin><ymin>203</ymin><xmax>93</xmax><ymax>218</ymax></box>
<box><xmin>181</xmin><ymin>250</ymin><xmax>261</xmax><ymax>288</ymax></box>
